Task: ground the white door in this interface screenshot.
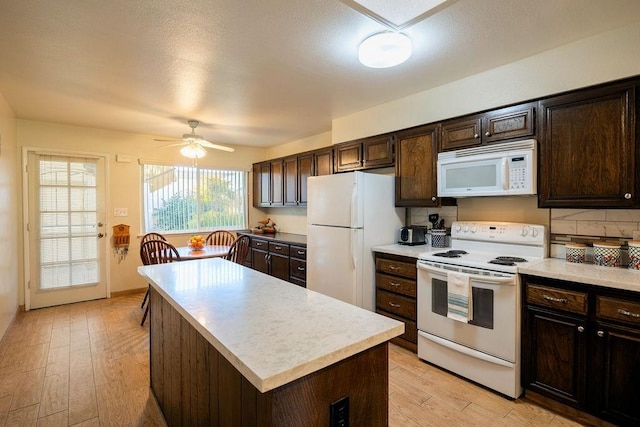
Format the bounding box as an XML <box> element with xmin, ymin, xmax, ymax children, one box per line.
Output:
<box><xmin>27</xmin><ymin>152</ymin><xmax>108</xmax><ymax>309</ymax></box>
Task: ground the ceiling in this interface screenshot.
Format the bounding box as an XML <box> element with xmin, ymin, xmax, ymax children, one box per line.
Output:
<box><xmin>1</xmin><ymin>0</ymin><xmax>639</xmax><ymax>148</ymax></box>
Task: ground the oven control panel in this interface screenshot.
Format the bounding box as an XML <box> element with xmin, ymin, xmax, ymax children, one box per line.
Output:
<box><xmin>451</xmin><ymin>221</ymin><xmax>546</xmax><ymax>245</ymax></box>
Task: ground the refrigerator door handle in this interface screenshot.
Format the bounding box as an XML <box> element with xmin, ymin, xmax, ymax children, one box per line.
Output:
<box><xmin>351</xmin><ymin>180</ymin><xmax>357</xmax><ymax>228</ymax></box>
<box><xmin>351</xmin><ymin>228</ymin><xmax>357</xmax><ymax>270</ymax></box>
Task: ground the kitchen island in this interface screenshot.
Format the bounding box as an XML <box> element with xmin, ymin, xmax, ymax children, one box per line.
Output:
<box><xmin>138</xmin><ymin>257</ymin><xmax>403</xmax><ymax>426</ymax></box>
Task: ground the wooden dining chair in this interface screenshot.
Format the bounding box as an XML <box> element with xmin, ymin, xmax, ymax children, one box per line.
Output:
<box><xmin>205</xmin><ymin>230</ymin><xmax>237</xmax><ymax>246</ymax></box>
<box><xmin>139</xmin><ymin>233</ymin><xmax>166</xmax><ymax>310</ymax></box>
<box><xmin>225</xmin><ymin>235</ymin><xmax>251</xmax><ymax>265</ymax></box>
<box><xmin>139</xmin><ymin>239</ymin><xmax>181</xmax><ymax>326</ymax></box>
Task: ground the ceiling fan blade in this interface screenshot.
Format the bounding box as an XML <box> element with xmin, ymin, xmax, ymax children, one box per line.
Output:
<box><xmin>199</xmin><ymin>140</ymin><xmax>235</xmax><ymax>152</ymax></box>
<box><xmin>154</xmin><ymin>138</ymin><xmax>181</xmax><ymax>142</ymax></box>
<box><xmin>158</xmin><ymin>142</ymin><xmax>186</xmax><ymax>148</ymax></box>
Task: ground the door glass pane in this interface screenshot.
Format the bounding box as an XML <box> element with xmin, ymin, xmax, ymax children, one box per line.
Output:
<box><xmin>446</xmin><ymin>164</ymin><xmax>497</xmax><ymax>188</ymax></box>
<box><xmin>470</xmin><ymin>288</ymin><xmax>494</xmax><ymax>329</ymax></box>
<box><xmin>38</xmin><ymin>155</ymin><xmax>99</xmax><ymax>289</ymax></box>
<box><xmin>432</xmin><ymin>278</ymin><xmax>448</xmax><ymax>316</ymax></box>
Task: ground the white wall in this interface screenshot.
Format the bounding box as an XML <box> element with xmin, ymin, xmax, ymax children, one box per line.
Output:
<box><xmin>0</xmin><ymin>94</ymin><xmax>19</xmax><ymax>340</ymax></box>
<box><xmin>332</xmin><ymin>22</ymin><xmax>640</xmax><ymax>143</ymax></box>
<box><xmin>16</xmin><ymin>120</ymin><xmax>267</xmax><ymax>304</ymax></box>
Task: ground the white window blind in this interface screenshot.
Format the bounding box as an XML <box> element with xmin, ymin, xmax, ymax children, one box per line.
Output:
<box><xmin>142</xmin><ymin>164</ymin><xmax>247</xmax><ymax>233</ymax></box>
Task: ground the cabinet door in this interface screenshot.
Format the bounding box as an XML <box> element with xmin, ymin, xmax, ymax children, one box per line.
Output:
<box><xmin>270</xmin><ymin>159</ymin><xmax>284</xmax><ymax>206</ymax></box>
<box><xmin>482</xmin><ymin>103</ymin><xmax>535</xmax><ymax>144</ymax></box>
<box><xmin>395</xmin><ymin>124</ymin><xmax>439</xmax><ymax>207</ymax></box>
<box><xmin>283</xmin><ymin>156</ymin><xmax>298</xmax><ymax>206</ymax></box>
<box><xmin>253</xmin><ymin>162</ymin><xmax>271</xmax><ymax>207</ymax></box>
<box><xmin>538</xmin><ymin>83</ymin><xmax>636</xmax><ymax>208</ymax></box>
<box><xmin>251</xmin><ymin>248</ymin><xmax>269</xmax><ymax>274</ymax></box>
<box><xmin>592</xmin><ymin>322</ymin><xmax>640</xmax><ymax>426</ymax></box>
<box><xmin>335</xmin><ymin>141</ymin><xmax>362</xmax><ymax>172</ymax></box>
<box><xmin>269</xmin><ymin>253</ymin><xmax>290</xmax><ymax>281</ymax></box>
<box><xmin>297</xmin><ymin>153</ymin><xmax>313</xmax><ymax>206</ymax></box>
<box><xmin>441</xmin><ymin>116</ymin><xmax>482</xmax><ymax>151</ymax></box>
<box><xmin>362</xmin><ymin>134</ymin><xmax>394</xmax><ymax>169</ymax></box>
<box><xmin>313</xmin><ymin>147</ymin><xmax>334</xmax><ymax>176</ymax></box>
<box><xmin>522</xmin><ymin>306</ymin><xmax>587</xmax><ymax>408</ymax></box>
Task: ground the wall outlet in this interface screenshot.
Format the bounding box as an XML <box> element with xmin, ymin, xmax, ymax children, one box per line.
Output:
<box><xmin>329</xmin><ymin>396</ymin><xmax>349</xmax><ymax>427</ymax></box>
<box><xmin>114</xmin><ymin>208</ymin><xmax>128</xmax><ymax>217</ymax></box>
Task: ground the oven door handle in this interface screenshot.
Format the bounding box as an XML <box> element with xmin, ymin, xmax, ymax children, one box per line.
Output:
<box><xmin>417</xmin><ymin>261</ymin><xmax>516</xmax><ymax>284</ymax></box>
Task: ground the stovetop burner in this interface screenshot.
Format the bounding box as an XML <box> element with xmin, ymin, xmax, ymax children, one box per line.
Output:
<box><xmin>494</xmin><ymin>256</ymin><xmax>528</xmax><ymax>263</ymax></box>
<box><xmin>488</xmin><ymin>259</ymin><xmax>516</xmax><ymax>266</ymax></box>
<box><xmin>432</xmin><ymin>250</ymin><xmax>469</xmax><ymax>258</ymax></box>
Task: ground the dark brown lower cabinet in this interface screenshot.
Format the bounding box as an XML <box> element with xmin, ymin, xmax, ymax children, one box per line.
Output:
<box><xmin>247</xmin><ymin>235</ymin><xmax>306</xmax><ymax>287</ymax></box>
<box><xmin>522</xmin><ymin>276</ymin><xmax>640</xmax><ymax>427</ymax></box>
<box><xmin>522</xmin><ymin>307</ymin><xmax>587</xmax><ymax>408</ymax></box>
<box><xmin>150</xmin><ymin>287</ymin><xmax>389</xmax><ymax>426</ymax></box>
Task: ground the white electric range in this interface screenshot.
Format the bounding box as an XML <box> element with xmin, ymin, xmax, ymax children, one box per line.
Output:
<box><xmin>416</xmin><ymin>221</ymin><xmax>547</xmax><ymax>399</ymax></box>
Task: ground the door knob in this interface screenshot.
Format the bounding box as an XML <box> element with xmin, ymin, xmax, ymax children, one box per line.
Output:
<box><xmin>577</xmin><ymin>326</ymin><xmax>584</xmax><ymax>333</ymax></box>
<box><xmin>485</xmin><ymin>132</ymin><xmax>491</xmax><ymax>137</ymax></box>
<box><xmin>597</xmin><ymin>330</ymin><xmax>605</xmax><ymax>337</ymax></box>
<box><xmin>624</xmin><ymin>193</ymin><xmax>632</xmax><ymax>200</ymax></box>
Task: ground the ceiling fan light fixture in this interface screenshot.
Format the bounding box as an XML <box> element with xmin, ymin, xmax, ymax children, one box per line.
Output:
<box><xmin>180</xmin><ymin>142</ymin><xmax>206</xmax><ymax>159</ymax></box>
<box><xmin>358</xmin><ymin>32</ymin><xmax>412</xmax><ymax>68</ymax></box>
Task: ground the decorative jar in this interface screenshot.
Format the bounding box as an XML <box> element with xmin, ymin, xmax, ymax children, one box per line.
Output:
<box><xmin>628</xmin><ymin>241</ymin><xmax>640</xmax><ymax>270</ymax></box>
<box><xmin>565</xmin><ymin>243</ymin><xmax>586</xmax><ymax>264</ymax></box>
<box><xmin>593</xmin><ymin>242</ymin><xmax>621</xmax><ymax>267</ymax></box>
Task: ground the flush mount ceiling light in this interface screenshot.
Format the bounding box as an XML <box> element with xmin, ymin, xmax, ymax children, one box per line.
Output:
<box><xmin>358</xmin><ymin>32</ymin><xmax>412</xmax><ymax>68</ymax></box>
<box><xmin>180</xmin><ymin>141</ymin><xmax>207</xmax><ymax>159</ymax></box>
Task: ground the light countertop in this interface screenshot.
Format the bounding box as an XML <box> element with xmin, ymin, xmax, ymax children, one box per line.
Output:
<box><xmin>519</xmin><ymin>258</ymin><xmax>640</xmax><ymax>292</ymax></box>
<box><xmin>372</xmin><ymin>243</ymin><xmax>447</xmax><ymax>259</ymax></box>
<box><xmin>138</xmin><ymin>258</ymin><xmax>403</xmax><ymax>393</ymax></box>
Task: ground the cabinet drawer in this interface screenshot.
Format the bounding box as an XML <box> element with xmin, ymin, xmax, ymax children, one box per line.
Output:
<box><xmin>526</xmin><ymin>284</ymin><xmax>588</xmax><ymax>315</ymax></box>
<box><xmin>376</xmin><ymin>258</ymin><xmax>416</xmax><ymax>279</ymax></box>
<box><xmin>376</xmin><ymin>273</ymin><xmax>416</xmax><ymax>298</ymax></box>
<box><xmin>251</xmin><ymin>239</ymin><xmax>268</xmax><ymax>250</ymax></box>
<box><xmin>376</xmin><ymin>290</ymin><xmax>416</xmax><ymax>320</ymax></box>
<box><xmin>377</xmin><ymin>309</ymin><xmax>417</xmax><ymax>344</ymax></box>
<box><xmin>269</xmin><ymin>242</ymin><xmax>290</xmax><ymax>256</ymax></box>
<box><xmin>290</xmin><ymin>245</ymin><xmax>307</xmax><ymax>260</ymax></box>
<box><xmin>290</xmin><ymin>258</ymin><xmax>306</xmax><ymax>280</ymax></box>
<box><xmin>596</xmin><ymin>296</ymin><xmax>640</xmax><ymax>326</ymax></box>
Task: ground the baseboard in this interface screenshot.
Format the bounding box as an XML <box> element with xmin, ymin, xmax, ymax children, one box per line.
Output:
<box><xmin>111</xmin><ymin>287</ymin><xmax>147</xmax><ymax>297</ymax></box>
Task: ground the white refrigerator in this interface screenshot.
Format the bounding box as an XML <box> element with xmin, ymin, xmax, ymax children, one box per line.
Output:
<box><xmin>307</xmin><ymin>171</ymin><xmax>405</xmax><ymax>311</ymax></box>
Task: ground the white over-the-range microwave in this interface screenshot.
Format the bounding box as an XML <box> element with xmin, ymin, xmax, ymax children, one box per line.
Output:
<box><xmin>437</xmin><ymin>139</ymin><xmax>537</xmax><ymax>198</ymax></box>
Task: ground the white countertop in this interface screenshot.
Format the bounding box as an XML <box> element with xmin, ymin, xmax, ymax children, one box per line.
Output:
<box><xmin>519</xmin><ymin>258</ymin><xmax>640</xmax><ymax>292</ymax></box>
<box><xmin>138</xmin><ymin>258</ymin><xmax>403</xmax><ymax>393</ymax></box>
<box><xmin>372</xmin><ymin>243</ymin><xmax>446</xmax><ymax>259</ymax></box>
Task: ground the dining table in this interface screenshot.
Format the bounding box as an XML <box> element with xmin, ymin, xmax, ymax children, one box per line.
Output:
<box><xmin>175</xmin><ymin>244</ymin><xmax>231</xmax><ymax>260</ymax></box>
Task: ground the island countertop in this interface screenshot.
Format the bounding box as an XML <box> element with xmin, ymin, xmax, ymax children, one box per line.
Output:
<box><xmin>138</xmin><ymin>258</ymin><xmax>403</xmax><ymax>393</ymax></box>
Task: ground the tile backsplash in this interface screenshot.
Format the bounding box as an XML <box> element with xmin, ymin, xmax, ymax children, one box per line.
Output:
<box><xmin>550</xmin><ymin>208</ymin><xmax>640</xmax><ymax>260</ymax></box>
<box><xmin>409</xmin><ymin>206</ymin><xmax>458</xmax><ymax>229</ymax></box>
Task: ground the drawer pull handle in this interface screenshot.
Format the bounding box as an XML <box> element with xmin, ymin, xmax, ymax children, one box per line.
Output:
<box><xmin>389</xmin><ymin>282</ymin><xmax>401</xmax><ymax>287</ymax></box>
<box><xmin>543</xmin><ymin>294</ymin><xmax>567</xmax><ymax>303</ymax></box>
<box><xmin>597</xmin><ymin>330</ymin><xmax>605</xmax><ymax>338</ymax></box>
<box><xmin>275</xmin><ymin>245</ymin><xmax>282</xmax><ymax>250</ymax></box>
<box><xmin>617</xmin><ymin>308</ymin><xmax>640</xmax><ymax>318</ymax></box>
<box><xmin>388</xmin><ymin>302</ymin><xmax>400</xmax><ymax>308</ymax></box>
<box><xmin>388</xmin><ymin>266</ymin><xmax>400</xmax><ymax>271</ymax></box>
<box><xmin>297</xmin><ymin>266</ymin><xmax>305</xmax><ymax>271</ymax></box>
<box><xmin>256</xmin><ymin>243</ymin><xmax>263</xmax><ymax>246</ymax></box>
<box><xmin>297</xmin><ymin>250</ymin><xmax>305</xmax><ymax>255</ymax></box>
<box><xmin>577</xmin><ymin>326</ymin><xmax>584</xmax><ymax>333</ymax></box>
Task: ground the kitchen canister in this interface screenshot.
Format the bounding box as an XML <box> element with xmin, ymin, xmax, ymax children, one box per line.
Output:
<box><xmin>431</xmin><ymin>229</ymin><xmax>447</xmax><ymax>248</ymax></box>
<box><xmin>565</xmin><ymin>243</ymin><xmax>586</xmax><ymax>264</ymax></box>
<box><xmin>593</xmin><ymin>242</ymin><xmax>621</xmax><ymax>267</ymax></box>
<box><xmin>628</xmin><ymin>241</ymin><xmax>640</xmax><ymax>270</ymax></box>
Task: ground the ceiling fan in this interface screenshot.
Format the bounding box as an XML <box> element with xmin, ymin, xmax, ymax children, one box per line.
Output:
<box><xmin>155</xmin><ymin>120</ymin><xmax>235</xmax><ymax>158</ymax></box>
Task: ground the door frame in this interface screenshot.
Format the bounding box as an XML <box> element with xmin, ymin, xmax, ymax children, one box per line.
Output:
<box><xmin>21</xmin><ymin>147</ymin><xmax>111</xmax><ymax>311</ymax></box>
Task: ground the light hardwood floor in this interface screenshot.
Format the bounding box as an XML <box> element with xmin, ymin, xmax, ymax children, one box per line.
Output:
<box><xmin>0</xmin><ymin>292</ymin><xmax>597</xmax><ymax>426</ymax></box>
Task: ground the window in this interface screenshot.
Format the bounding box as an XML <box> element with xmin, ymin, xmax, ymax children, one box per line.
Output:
<box><xmin>142</xmin><ymin>164</ymin><xmax>247</xmax><ymax>233</ymax></box>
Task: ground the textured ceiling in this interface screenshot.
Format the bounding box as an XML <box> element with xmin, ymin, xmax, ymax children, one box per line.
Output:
<box><xmin>1</xmin><ymin>0</ymin><xmax>639</xmax><ymax>148</ymax></box>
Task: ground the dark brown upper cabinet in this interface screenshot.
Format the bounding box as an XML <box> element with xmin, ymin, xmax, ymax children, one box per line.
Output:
<box><xmin>335</xmin><ymin>134</ymin><xmax>394</xmax><ymax>172</ymax></box>
<box><xmin>395</xmin><ymin>124</ymin><xmax>440</xmax><ymax>207</ymax></box>
<box><xmin>538</xmin><ymin>82</ymin><xmax>636</xmax><ymax>208</ymax></box>
<box><xmin>313</xmin><ymin>147</ymin><xmax>334</xmax><ymax>176</ymax></box>
<box><xmin>283</xmin><ymin>156</ymin><xmax>298</xmax><ymax>206</ymax></box>
<box><xmin>441</xmin><ymin>102</ymin><xmax>535</xmax><ymax>151</ymax></box>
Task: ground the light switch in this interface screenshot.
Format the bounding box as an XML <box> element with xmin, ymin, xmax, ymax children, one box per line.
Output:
<box><xmin>114</xmin><ymin>208</ymin><xmax>128</xmax><ymax>217</ymax></box>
